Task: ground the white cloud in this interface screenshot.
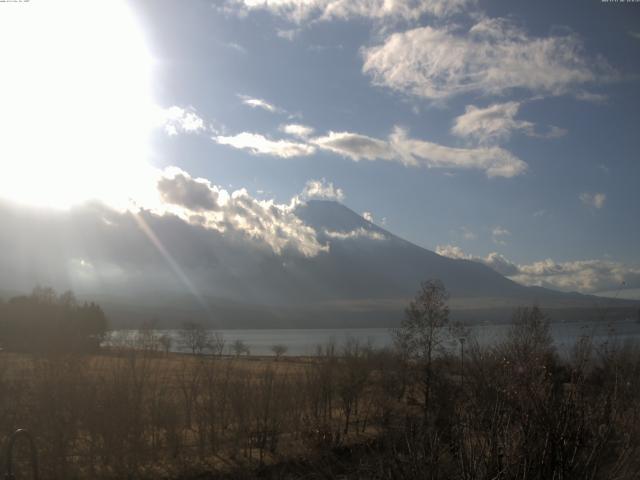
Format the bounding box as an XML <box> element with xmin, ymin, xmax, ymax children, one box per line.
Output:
<box><xmin>580</xmin><ymin>192</ymin><xmax>606</xmax><ymax>209</ymax></box>
<box><xmin>223</xmin><ymin>0</ymin><xmax>474</xmax><ymax>23</ymax></box>
<box><xmin>214</xmin><ymin>124</ymin><xmax>526</xmax><ymax>178</ymax></box>
<box><xmin>156</xmin><ymin>167</ymin><xmax>326</xmax><ymax>257</ymax></box>
<box><xmin>436</xmin><ymin>244</ymin><xmax>470</xmax><ymax>260</ymax></box>
<box><xmin>437</xmin><ymin>244</ymin><xmax>518</xmax><ymax>276</ymax></box>
<box><xmin>451</xmin><ymin>102</ymin><xmax>566</xmax><ymax>145</ymax></box>
<box><xmin>362</xmin><ymin>18</ymin><xmax>613</xmax><ymax>101</ymax></box>
<box><xmin>362</xmin><ymin>211</ymin><xmax>374</xmax><ymax>222</ymax></box>
<box><xmin>389</xmin><ymin>127</ymin><xmax>527</xmax><ymax>177</ymax></box>
<box><xmin>301</xmin><ymin>178</ymin><xmax>345</xmax><ymax>201</ymax></box>
<box><xmin>238</xmin><ymin>94</ymin><xmax>283</xmax><ymax>113</ymax></box>
<box><xmin>437</xmin><ymin>244</ymin><xmax>519</xmax><ymax>276</ymax></box>
<box><xmin>214</xmin><ymin>132</ymin><xmax>316</xmax><ymax>157</ymax></box>
<box><xmin>312</xmin><ymin>127</ymin><xmax>527</xmax><ymax>178</ymax></box>
<box><xmin>324</xmin><ymin>227</ymin><xmax>386</xmax><ymax>241</ymax></box>
<box><xmin>436</xmin><ymin>244</ymin><xmax>640</xmax><ymax>293</ymax></box>
<box><xmin>512</xmin><ymin>259</ymin><xmax>640</xmax><ymax>293</ymax></box>
<box><xmin>453</xmin><ymin>102</ymin><xmax>533</xmax><ymax>144</ymax></box>
<box><xmin>313</xmin><ymin>131</ymin><xmax>396</xmax><ymax>161</ymax></box>
<box><xmin>481</xmin><ymin>251</ymin><xmax>520</xmax><ymax>276</ymax></box>
<box><xmin>281</xmin><ymin>123</ymin><xmax>315</xmax><ymax>138</ymax></box>
<box><xmin>157</xmin><ymin>106</ymin><xmax>206</xmax><ymax>136</ymax></box>
<box><xmin>492</xmin><ymin>225</ymin><xmax>510</xmax><ymax>245</ymax></box>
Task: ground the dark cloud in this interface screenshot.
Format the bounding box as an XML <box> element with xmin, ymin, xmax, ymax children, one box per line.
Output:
<box><xmin>157</xmin><ymin>171</ymin><xmax>219</xmax><ymax>211</ymax></box>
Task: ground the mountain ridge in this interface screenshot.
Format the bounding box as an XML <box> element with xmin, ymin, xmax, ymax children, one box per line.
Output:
<box><xmin>1</xmin><ymin>199</ymin><xmax>637</xmax><ymax>328</ymax></box>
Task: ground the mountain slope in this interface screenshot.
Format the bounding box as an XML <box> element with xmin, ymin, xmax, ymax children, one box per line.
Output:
<box><xmin>1</xmin><ymin>198</ymin><xmax>636</xmax><ymax>328</ymax></box>
<box><xmin>293</xmin><ymin>201</ymin><xmax>569</xmax><ymax>302</ymax></box>
<box><xmin>98</xmin><ymin>200</ymin><xmax>637</xmax><ymax>327</ymax></box>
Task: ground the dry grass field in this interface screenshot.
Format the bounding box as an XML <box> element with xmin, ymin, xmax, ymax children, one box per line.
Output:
<box><xmin>0</xmin><ymin>344</ymin><xmax>394</xmax><ymax>479</ymax></box>
<box><xmin>3</xmin><ymin>310</ymin><xmax>640</xmax><ymax>479</ymax></box>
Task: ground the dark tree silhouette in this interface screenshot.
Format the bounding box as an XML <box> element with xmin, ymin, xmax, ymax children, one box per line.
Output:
<box><xmin>0</xmin><ymin>286</ymin><xmax>107</xmax><ymax>352</ymax></box>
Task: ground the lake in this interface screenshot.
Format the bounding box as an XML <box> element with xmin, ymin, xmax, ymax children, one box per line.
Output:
<box><xmin>110</xmin><ymin>318</ymin><xmax>640</xmax><ymax>357</ymax></box>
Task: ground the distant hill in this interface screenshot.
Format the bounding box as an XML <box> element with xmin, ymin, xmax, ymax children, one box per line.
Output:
<box><xmin>94</xmin><ymin>201</ymin><xmax>639</xmax><ymax>328</ymax></box>
<box><xmin>0</xmin><ymin>199</ymin><xmax>636</xmax><ymax>328</ymax></box>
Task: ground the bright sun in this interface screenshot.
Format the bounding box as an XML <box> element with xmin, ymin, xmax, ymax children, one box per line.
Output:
<box><xmin>0</xmin><ymin>0</ymin><xmax>156</xmax><ymax>209</ymax></box>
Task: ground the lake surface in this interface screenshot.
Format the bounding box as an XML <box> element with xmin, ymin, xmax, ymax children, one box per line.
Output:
<box><xmin>110</xmin><ymin>318</ymin><xmax>640</xmax><ymax>357</ymax></box>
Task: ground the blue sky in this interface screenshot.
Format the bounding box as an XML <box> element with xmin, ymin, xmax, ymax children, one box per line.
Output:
<box><xmin>0</xmin><ymin>0</ymin><xmax>639</xmax><ymax>296</ymax></box>
<box><xmin>131</xmin><ymin>0</ymin><xmax>640</xmax><ymax>293</ymax></box>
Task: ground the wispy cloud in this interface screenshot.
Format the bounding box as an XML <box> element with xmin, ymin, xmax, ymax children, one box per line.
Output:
<box><xmin>363</xmin><ymin>18</ymin><xmax>614</xmax><ymax>101</ymax></box>
<box><xmin>222</xmin><ymin>0</ymin><xmax>474</xmax><ymax>24</ymax></box>
<box><xmin>458</xmin><ymin>226</ymin><xmax>477</xmax><ymax>240</ymax></box>
<box><xmin>313</xmin><ymin>127</ymin><xmax>527</xmax><ymax>178</ymax></box>
<box><xmin>214</xmin><ymin>132</ymin><xmax>316</xmax><ymax>157</ymax></box>
<box><xmin>313</xmin><ymin>131</ymin><xmax>395</xmax><ymax>161</ymax></box>
<box><xmin>574</xmin><ymin>90</ymin><xmax>609</xmax><ymax>104</ymax></box>
<box><xmin>324</xmin><ymin>227</ymin><xmax>386</xmax><ymax>241</ymax></box>
<box><xmin>277</xmin><ymin>28</ymin><xmax>299</xmax><ymax>40</ymax></box>
<box><xmin>580</xmin><ymin>192</ymin><xmax>606</xmax><ymax>209</ymax></box>
<box><xmin>217</xmin><ymin>124</ymin><xmax>527</xmax><ymax>178</ymax></box>
<box><xmin>452</xmin><ymin>102</ymin><xmax>567</xmax><ymax>145</ymax></box>
<box><xmin>224</xmin><ymin>41</ymin><xmax>247</xmax><ymax>54</ymax></box>
<box><xmin>491</xmin><ymin>226</ymin><xmax>511</xmax><ymax>245</ymax></box>
<box><xmin>238</xmin><ymin>94</ymin><xmax>284</xmax><ymax>114</ymax></box>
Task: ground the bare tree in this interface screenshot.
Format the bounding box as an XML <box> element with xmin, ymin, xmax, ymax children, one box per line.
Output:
<box><xmin>179</xmin><ymin>321</ymin><xmax>210</xmax><ymax>355</ymax></box>
<box><xmin>231</xmin><ymin>339</ymin><xmax>250</xmax><ymax>357</ymax></box>
<box><xmin>504</xmin><ymin>305</ymin><xmax>554</xmax><ymax>360</ymax></box>
<box><xmin>271</xmin><ymin>344</ymin><xmax>287</xmax><ymax>361</ymax></box>
<box><xmin>394</xmin><ymin>279</ymin><xmax>450</xmax><ymax>413</ymax></box>
<box><xmin>499</xmin><ymin>305</ymin><xmax>556</xmax><ymax>384</ymax></box>
<box><xmin>137</xmin><ymin>320</ymin><xmax>160</xmax><ymax>352</ymax></box>
<box><xmin>211</xmin><ymin>331</ymin><xmax>226</xmax><ymax>357</ymax></box>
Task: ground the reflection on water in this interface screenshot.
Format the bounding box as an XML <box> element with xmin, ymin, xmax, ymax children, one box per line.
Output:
<box><xmin>109</xmin><ymin>318</ymin><xmax>640</xmax><ymax>357</ymax></box>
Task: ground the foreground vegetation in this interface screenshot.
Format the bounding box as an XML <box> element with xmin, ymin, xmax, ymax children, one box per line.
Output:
<box><xmin>0</xmin><ymin>287</ymin><xmax>107</xmax><ymax>353</ymax></box>
<box><xmin>1</xmin><ymin>284</ymin><xmax>640</xmax><ymax>479</ymax></box>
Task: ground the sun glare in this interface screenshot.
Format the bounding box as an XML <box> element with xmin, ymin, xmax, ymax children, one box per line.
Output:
<box><xmin>0</xmin><ymin>0</ymin><xmax>156</xmax><ymax>209</ymax></box>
